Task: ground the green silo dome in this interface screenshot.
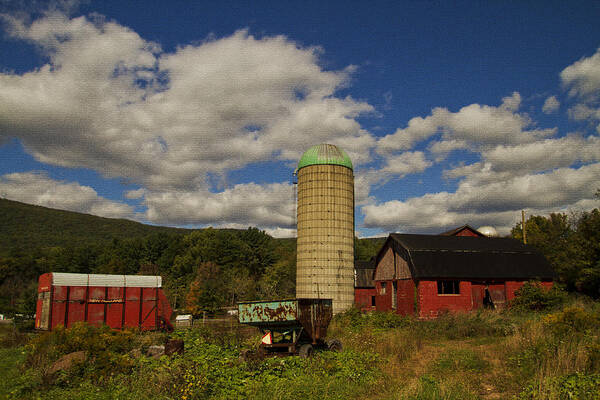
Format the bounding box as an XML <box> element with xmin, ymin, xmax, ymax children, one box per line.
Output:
<box><xmin>297</xmin><ymin>144</ymin><xmax>353</xmax><ymax>171</ymax></box>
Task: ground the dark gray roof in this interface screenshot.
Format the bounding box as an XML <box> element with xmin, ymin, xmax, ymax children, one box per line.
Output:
<box><xmin>384</xmin><ymin>234</ymin><xmax>554</xmax><ymax>280</ymax></box>
<box><xmin>354</xmin><ymin>259</ymin><xmax>375</xmax><ymax>288</ymax></box>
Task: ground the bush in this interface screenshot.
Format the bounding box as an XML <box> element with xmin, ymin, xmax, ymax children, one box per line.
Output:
<box><xmin>24</xmin><ymin>322</ymin><xmax>166</xmax><ymax>384</ymax></box>
<box><xmin>517</xmin><ymin>373</ymin><xmax>600</xmax><ymax>399</ymax></box>
<box><xmin>543</xmin><ymin>306</ymin><xmax>600</xmax><ymax>336</ymax></box>
<box><xmin>510</xmin><ymin>282</ymin><xmax>567</xmax><ymax>312</ymax></box>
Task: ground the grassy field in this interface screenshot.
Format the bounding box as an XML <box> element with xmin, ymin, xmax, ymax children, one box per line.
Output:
<box><xmin>1</xmin><ymin>296</ymin><xmax>599</xmax><ymax>399</ymax></box>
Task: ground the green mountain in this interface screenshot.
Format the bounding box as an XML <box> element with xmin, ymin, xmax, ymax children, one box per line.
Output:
<box><xmin>0</xmin><ymin>198</ymin><xmax>192</xmax><ymax>255</ymax></box>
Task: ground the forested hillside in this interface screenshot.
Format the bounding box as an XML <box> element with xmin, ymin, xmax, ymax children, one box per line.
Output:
<box><xmin>0</xmin><ymin>199</ymin><xmax>383</xmax><ymax>317</ymax></box>
<box><xmin>0</xmin><ymin>198</ymin><xmax>192</xmax><ymax>254</ymax></box>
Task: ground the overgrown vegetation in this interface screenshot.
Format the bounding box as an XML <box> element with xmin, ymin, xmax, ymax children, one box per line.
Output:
<box><xmin>2</xmin><ymin>295</ymin><xmax>599</xmax><ymax>399</ymax></box>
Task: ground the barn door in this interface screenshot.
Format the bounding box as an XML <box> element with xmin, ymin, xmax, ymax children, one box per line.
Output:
<box><xmin>471</xmin><ymin>285</ymin><xmax>484</xmax><ymax>309</ymax></box>
<box><xmin>392</xmin><ymin>281</ymin><xmax>398</xmax><ymax>310</ymax></box>
<box><xmin>488</xmin><ymin>285</ymin><xmax>506</xmax><ymax>309</ymax></box>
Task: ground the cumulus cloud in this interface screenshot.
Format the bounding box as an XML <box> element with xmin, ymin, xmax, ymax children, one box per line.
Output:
<box><xmin>363</xmin><ymin>163</ymin><xmax>600</xmax><ymax>234</ymax></box>
<box><xmin>353</xmin><ymin>151</ymin><xmax>432</xmax><ymax>206</ymax></box>
<box><xmin>140</xmin><ymin>182</ymin><xmax>296</xmax><ymax>229</ymax></box>
<box><xmin>445</xmin><ymin>134</ymin><xmax>600</xmax><ymax>183</ymax></box>
<box><xmin>0</xmin><ymin>10</ymin><xmax>379</xmax><ymax>231</ymax></box>
<box><xmin>0</xmin><ymin>12</ymin><xmax>375</xmax><ymax>192</ymax></box>
<box><xmin>561</xmin><ymin>47</ymin><xmax>600</xmax><ymax>99</ymax></box>
<box><xmin>562</xmin><ymin>47</ymin><xmax>600</xmax><ymax>132</ymax></box>
<box><xmin>0</xmin><ymin>171</ymin><xmax>134</xmax><ymax>218</ymax></box>
<box><xmin>542</xmin><ymin>96</ymin><xmax>560</xmax><ymax>114</ymax></box>
<box><xmin>377</xmin><ymin>92</ymin><xmax>556</xmax><ymax>155</ymax></box>
<box><xmin>1</xmin><ymin>10</ymin><xmax>599</xmax><ymax>236</ymax></box>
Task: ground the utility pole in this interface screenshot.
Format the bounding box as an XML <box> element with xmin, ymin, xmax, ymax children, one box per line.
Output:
<box><xmin>521</xmin><ymin>210</ymin><xmax>527</xmax><ymax>244</ymax></box>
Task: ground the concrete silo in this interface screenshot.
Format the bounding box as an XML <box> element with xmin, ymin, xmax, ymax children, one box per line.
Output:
<box><xmin>296</xmin><ymin>144</ymin><xmax>354</xmax><ymax>314</ymax></box>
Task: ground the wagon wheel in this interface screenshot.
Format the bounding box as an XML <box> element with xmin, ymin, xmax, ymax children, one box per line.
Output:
<box><xmin>326</xmin><ymin>339</ymin><xmax>343</xmax><ymax>352</ymax></box>
<box><xmin>298</xmin><ymin>344</ymin><xmax>314</xmax><ymax>358</ymax></box>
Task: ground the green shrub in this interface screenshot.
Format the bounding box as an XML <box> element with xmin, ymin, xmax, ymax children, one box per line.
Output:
<box><xmin>517</xmin><ymin>373</ymin><xmax>600</xmax><ymax>399</ymax></box>
<box><xmin>543</xmin><ymin>306</ymin><xmax>600</xmax><ymax>336</ymax></box>
<box><xmin>510</xmin><ymin>282</ymin><xmax>567</xmax><ymax>312</ymax></box>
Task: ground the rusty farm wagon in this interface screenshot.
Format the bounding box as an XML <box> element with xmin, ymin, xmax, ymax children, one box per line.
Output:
<box><xmin>35</xmin><ymin>272</ymin><xmax>173</xmax><ymax>331</ymax></box>
<box><xmin>238</xmin><ymin>298</ymin><xmax>341</xmax><ymax>357</ymax></box>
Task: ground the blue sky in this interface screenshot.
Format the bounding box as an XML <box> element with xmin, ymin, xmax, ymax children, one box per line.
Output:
<box><xmin>1</xmin><ymin>0</ymin><xmax>599</xmax><ymax>237</ymax></box>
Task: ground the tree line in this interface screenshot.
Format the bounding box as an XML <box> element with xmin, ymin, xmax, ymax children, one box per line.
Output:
<box><xmin>511</xmin><ymin>207</ymin><xmax>600</xmax><ymax>298</ymax></box>
<box><xmin>1</xmin><ymin>201</ymin><xmax>598</xmax><ymax>317</ymax></box>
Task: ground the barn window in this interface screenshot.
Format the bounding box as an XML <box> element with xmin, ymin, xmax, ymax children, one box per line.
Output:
<box><xmin>380</xmin><ymin>282</ymin><xmax>387</xmax><ymax>295</ymax></box>
<box><xmin>437</xmin><ymin>280</ymin><xmax>460</xmax><ymax>295</ymax></box>
<box><xmin>371</xmin><ymin>296</ymin><xmax>376</xmax><ymax>307</ymax></box>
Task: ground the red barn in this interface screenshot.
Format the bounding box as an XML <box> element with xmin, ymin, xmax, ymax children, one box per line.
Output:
<box><xmin>354</xmin><ymin>259</ymin><xmax>376</xmax><ymax>311</ymax></box>
<box><xmin>439</xmin><ymin>224</ymin><xmax>485</xmax><ymax>237</ymax></box>
<box><xmin>373</xmin><ymin>234</ymin><xmax>554</xmax><ymax>318</ymax></box>
<box><xmin>36</xmin><ymin>272</ymin><xmax>173</xmax><ymax>331</ymax></box>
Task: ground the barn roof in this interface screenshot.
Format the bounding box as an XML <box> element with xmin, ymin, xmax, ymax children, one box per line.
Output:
<box><xmin>379</xmin><ymin>234</ymin><xmax>554</xmax><ymax>280</ymax></box>
<box><xmin>355</xmin><ymin>259</ymin><xmax>375</xmax><ymax>288</ymax></box>
<box><xmin>439</xmin><ymin>224</ymin><xmax>484</xmax><ymax>236</ymax></box>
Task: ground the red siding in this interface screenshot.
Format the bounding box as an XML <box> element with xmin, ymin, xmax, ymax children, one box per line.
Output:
<box><xmin>67</xmin><ymin>286</ymin><xmax>86</xmax><ymax>327</ymax></box>
<box><xmin>417</xmin><ymin>280</ymin><xmax>473</xmax><ymax>318</ymax></box>
<box><xmin>454</xmin><ymin>229</ymin><xmax>480</xmax><ymax>237</ymax></box>
<box><xmin>35</xmin><ymin>273</ymin><xmax>173</xmax><ymax>331</ymax></box>
<box><xmin>106</xmin><ymin>287</ymin><xmax>124</xmax><ymax>329</ymax></box>
<box><xmin>374</xmin><ymin>278</ymin><xmax>555</xmax><ymax>318</ymax></box>
<box><xmin>373</xmin><ymin>279</ymin><xmax>416</xmax><ymax>315</ymax></box>
<box><xmin>375</xmin><ymin>281</ymin><xmax>392</xmax><ymax>311</ymax></box>
<box><xmin>51</xmin><ymin>286</ymin><xmax>67</xmax><ymax>329</ymax></box>
<box><xmin>355</xmin><ymin>288</ymin><xmax>376</xmax><ymax>311</ymax></box>
<box><xmin>397</xmin><ymin>279</ymin><xmax>416</xmax><ymax>315</ymax></box>
<box><xmin>124</xmin><ymin>287</ymin><xmax>141</xmax><ymax>328</ymax></box>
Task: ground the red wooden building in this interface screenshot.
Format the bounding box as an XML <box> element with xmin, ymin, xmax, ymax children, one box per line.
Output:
<box><xmin>354</xmin><ymin>259</ymin><xmax>376</xmax><ymax>311</ymax></box>
<box><xmin>439</xmin><ymin>224</ymin><xmax>485</xmax><ymax>237</ymax></box>
<box><xmin>373</xmin><ymin>234</ymin><xmax>554</xmax><ymax>318</ymax></box>
<box><xmin>36</xmin><ymin>272</ymin><xmax>173</xmax><ymax>331</ymax></box>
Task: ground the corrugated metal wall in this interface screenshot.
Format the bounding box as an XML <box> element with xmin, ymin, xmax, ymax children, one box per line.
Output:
<box><xmin>296</xmin><ymin>164</ymin><xmax>354</xmax><ymax>314</ymax></box>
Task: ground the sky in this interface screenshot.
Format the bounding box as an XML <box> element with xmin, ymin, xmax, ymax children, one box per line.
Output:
<box><xmin>1</xmin><ymin>0</ymin><xmax>599</xmax><ymax>238</ymax></box>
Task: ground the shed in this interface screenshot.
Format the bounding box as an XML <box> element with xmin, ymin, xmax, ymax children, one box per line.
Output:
<box><xmin>373</xmin><ymin>234</ymin><xmax>554</xmax><ymax>318</ymax></box>
<box><xmin>354</xmin><ymin>259</ymin><xmax>376</xmax><ymax>310</ymax></box>
<box><xmin>175</xmin><ymin>314</ymin><xmax>193</xmax><ymax>328</ymax></box>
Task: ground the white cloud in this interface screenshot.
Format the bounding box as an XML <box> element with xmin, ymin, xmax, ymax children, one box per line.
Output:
<box><xmin>542</xmin><ymin>95</ymin><xmax>560</xmax><ymax>114</ymax></box>
<box><xmin>140</xmin><ymin>182</ymin><xmax>296</xmax><ymax>229</ymax></box>
<box><xmin>0</xmin><ymin>12</ymin><xmax>375</xmax><ymax>193</ymax></box>
<box><xmin>561</xmin><ymin>47</ymin><xmax>600</xmax><ymax>132</ymax></box>
<box><xmin>377</xmin><ymin>92</ymin><xmax>556</xmax><ymax>155</ymax></box>
<box><xmin>263</xmin><ymin>227</ymin><xmax>297</xmax><ymax>238</ymax></box>
<box><xmin>561</xmin><ymin>47</ymin><xmax>600</xmax><ymax>99</ymax></box>
<box><xmin>445</xmin><ymin>134</ymin><xmax>600</xmax><ymax>183</ymax></box>
<box><xmin>379</xmin><ymin>151</ymin><xmax>432</xmax><ymax>177</ymax></box>
<box><xmin>0</xmin><ymin>171</ymin><xmax>134</xmax><ymax>218</ymax></box>
<box><xmin>363</xmin><ymin>163</ymin><xmax>600</xmax><ymax>234</ymax></box>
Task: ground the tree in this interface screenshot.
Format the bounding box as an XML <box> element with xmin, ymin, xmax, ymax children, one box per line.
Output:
<box><xmin>573</xmin><ymin>209</ymin><xmax>600</xmax><ymax>297</ymax></box>
<box><xmin>185</xmin><ymin>262</ymin><xmax>226</xmax><ymax>315</ymax></box>
<box><xmin>511</xmin><ymin>210</ymin><xmax>600</xmax><ymax>297</ymax></box>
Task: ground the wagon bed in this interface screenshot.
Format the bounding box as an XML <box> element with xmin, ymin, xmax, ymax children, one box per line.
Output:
<box><xmin>238</xmin><ymin>298</ymin><xmax>340</xmax><ymax>357</ymax></box>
